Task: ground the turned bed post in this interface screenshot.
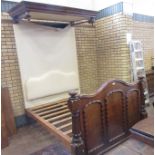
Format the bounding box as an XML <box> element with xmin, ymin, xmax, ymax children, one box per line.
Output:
<box><xmin>138</xmin><ymin>76</ymin><xmax>148</xmax><ymax>119</ymax></box>
<box><xmin>68</xmin><ymin>91</ymin><xmax>85</xmax><ymax>155</ymax></box>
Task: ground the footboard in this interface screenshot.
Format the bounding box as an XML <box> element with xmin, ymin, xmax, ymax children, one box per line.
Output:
<box><xmin>68</xmin><ymin>77</ymin><xmax>147</xmax><ymax>155</ymax></box>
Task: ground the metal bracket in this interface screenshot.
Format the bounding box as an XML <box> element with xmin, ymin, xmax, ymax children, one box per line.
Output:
<box><xmin>70</xmin><ymin>16</ymin><xmax>96</xmax><ymax>26</ymax></box>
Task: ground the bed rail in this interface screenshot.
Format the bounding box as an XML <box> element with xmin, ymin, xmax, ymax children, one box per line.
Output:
<box><xmin>68</xmin><ymin>77</ymin><xmax>147</xmax><ymax>155</ymax></box>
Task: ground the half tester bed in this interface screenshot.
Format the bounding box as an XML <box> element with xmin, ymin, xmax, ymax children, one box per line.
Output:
<box><xmin>8</xmin><ymin>1</ymin><xmax>147</xmax><ymax>155</ymax></box>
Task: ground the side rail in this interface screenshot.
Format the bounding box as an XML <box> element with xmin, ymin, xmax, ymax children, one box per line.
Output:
<box><xmin>68</xmin><ymin>77</ymin><xmax>147</xmax><ymax>155</ymax></box>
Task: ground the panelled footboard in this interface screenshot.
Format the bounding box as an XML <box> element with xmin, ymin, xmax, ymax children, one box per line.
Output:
<box><xmin>68</xmin><ymin>77</ymin><xmax>147</xmax><ymax>155</ymax></box>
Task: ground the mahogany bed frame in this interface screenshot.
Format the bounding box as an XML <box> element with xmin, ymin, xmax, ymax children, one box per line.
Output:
<box><xmin>26</xmin><ymin>77</ymin><xmax>147</xmax><ymax>155</ymax></box>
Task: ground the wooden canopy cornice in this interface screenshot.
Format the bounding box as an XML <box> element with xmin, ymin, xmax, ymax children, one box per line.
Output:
<box><xmin>8</xmin><ymin>1</ymin><xmax>98</xmax><ymax>24</ymax></box>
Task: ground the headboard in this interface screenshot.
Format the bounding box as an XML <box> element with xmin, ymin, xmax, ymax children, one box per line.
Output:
<box><xmin>13</xmin><ymin>21</ymin><xmax>79</xmax><ymax>108</ymax></box>
<box><xmin>68</xmin><ymin>77</ymin><xmax>147</xmax><ymax>155</ymax></box>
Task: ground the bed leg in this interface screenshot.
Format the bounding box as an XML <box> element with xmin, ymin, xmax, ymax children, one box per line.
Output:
<box><xmin>68</xmin><ymin>91</ymin><xmax>86</xmax><ymax>155</ymax></box>
<box><xmin>71</xmin><ymin>132</ymin><xmax>85</xmax><ymax>155</ymax></box>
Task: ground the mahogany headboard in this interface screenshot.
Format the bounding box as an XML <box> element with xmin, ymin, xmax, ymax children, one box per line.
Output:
<box><xmin>68</xmin><ymin>77</ymin><xmax>147</xmax><ymax>155</ymax></box>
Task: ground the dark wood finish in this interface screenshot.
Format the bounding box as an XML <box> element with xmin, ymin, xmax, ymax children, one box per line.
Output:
<box><xmin>1</xmin><ymin>87</ymin><xmax>17</xmax><ymax>148</ymax></box>
<box><xmin>68</xmin><ymin>78</ymin><xmax>146</xmax><ymax>155</ymax></box>
<box><xmin>130</xmin><ymin>116</ymin><xmax>154</xmax><ymax>146</ymax></box>
<box><xmin>27</xmin><ymin>79</ymin><xmax>146</xmax><ymax>155</ymax></box>
<box><xmin>1</xmin><ymin>87</ymin><xmax>16</xmax><ymax>136</ymax></box>
<box><xmin>146</xmin><ymin>70</ymin><xmax>154</xmax><ymax>97</ymax></box>
<box><xmin>1</xmin><ymin>105</ymin><xmax>9</xmax><ymax>148</ymax></box>
<box><xmin>8</xmin><ymin>1</ymin><xmax>98</xmax><ymax>23</ymax></box>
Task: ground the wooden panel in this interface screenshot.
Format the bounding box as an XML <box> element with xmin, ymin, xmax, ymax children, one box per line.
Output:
<box><xmin>68</xmin><ymin>78</ymin><xmax>146</xmax><ymax>155</ymax></box>
<box><xmin>106</xmin><ymin>91</ymin><xmax>125</xmax><ymax>142</ymax></box>
<box><xmin>1</xmin><ymin>87</ymin><xmax>16</xmax><ymax>136</ymax></box>
<box><xmin>83</xmin><ymin>102</ymin><xmax>104</xmax><ymax>152</ymax></box>
<box><xmin>1</xmin><ymin>105</ymin><xmax>9</xmax><ymax>148</ymax></box>
<box><xmin>127</xmin><ymin>90</ymin><xmax>140</xmax><ymax>127</ymax></box>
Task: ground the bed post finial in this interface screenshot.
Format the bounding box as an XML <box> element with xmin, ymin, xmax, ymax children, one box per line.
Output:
<box><xmin>138</xmin><ymin>76</ymin><xmax>147</xmax><ymax>118</ymax></box>
<box><xmin>68</xmin><ymin>91</ymin><xmax>85</xmax><ymax>155</ymax></box>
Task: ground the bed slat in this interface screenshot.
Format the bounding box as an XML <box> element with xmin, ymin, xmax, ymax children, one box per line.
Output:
<box><xmin>26</xmin><ymin>107</ymin><xmax>72</xmax><ymax>151</ymax></box>
<box><xmin>64</xmin><ymin>129</ymin><xmax>72</xmax><ymax>135</ymax></box>
<box><xmin>58</xmin><ymin>122</ymin><xmax>72</xmax><ymax>130</ymax></box>
<box><xmin>37</xmin><ymin>105</ymin><xmax>68</xmax><ymax>116</ymax></box>
<box><xmin>53</xmin><ymin>117</ymin><xmax>72</xmax><ymax>126</ymax></box>
<box><xmin>42</xmin><ymin>109</ymin><xmax>69</xmax><ymax>119</ymax></box>
<box><xmin>32</xmin><ymin>102</ymin><xmax>67</xmax><ymax>113</ymax></box>
<box><xmin>46</xmin><ymin>112</ymin><xmax>71</xmax><ymax>122</ymax></box>
<box><xmin>30</xmin><ymin>99</ymin><xmax>67</xmax><ymax>111</ymax></box>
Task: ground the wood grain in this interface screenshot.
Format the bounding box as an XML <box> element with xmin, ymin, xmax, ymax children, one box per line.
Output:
<box><xmin>26</xmin><ymin>79</ymin><xmax>146</xmax><ymax>155</ymax></box>
<box><xmin>1</xmin><ymin>87</ymin><xmax>16</xmax><ymax>136</ymax></box>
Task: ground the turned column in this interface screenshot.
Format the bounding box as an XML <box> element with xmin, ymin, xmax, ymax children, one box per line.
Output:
<box><xmin>68</xmin><ymin>91</ymin><xmax>85</xmax><ymax>155</ymax></box>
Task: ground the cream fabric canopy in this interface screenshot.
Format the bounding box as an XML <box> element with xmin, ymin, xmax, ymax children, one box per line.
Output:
<box><xmin>13</xmin><ymin>21</ymin><xmax>79</xmax><ymax>108</ymax></box>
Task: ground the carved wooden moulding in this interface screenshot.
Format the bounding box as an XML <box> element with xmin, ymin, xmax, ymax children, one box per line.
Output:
<box><xmin>8</xmin><ymin>1</ymin><xmax>98</xmax><ymax>24</ymax></box>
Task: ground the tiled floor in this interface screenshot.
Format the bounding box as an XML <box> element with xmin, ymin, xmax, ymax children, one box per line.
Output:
<box><xmin>2</xmin><ymin>106</ymin><xmax>154</xmax><ymax>155</ymax></box>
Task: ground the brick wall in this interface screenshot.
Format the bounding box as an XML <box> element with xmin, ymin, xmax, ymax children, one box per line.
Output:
<box><xmin>96</xmin><ymin>13</ymin><xmax>132</xmax><ymax>85</ymax></box>
<box><xmin>1</xmin><ymin>13</ymin><xmax>25</xmax><ymax>117</ymax></box>
<box><xmin>1</xmin><ymin>9</ymin><xmax>154</xmax><ymax>127</ymax></box>
<box><xmin>95</xmin><ymin>13</ymin><xmax>154</xmax><ymax>85</ymax></box>
<box><xmin>75</xmin><ymin>25</ymin><xmax>99</xmax><ymax>93</ymax></box>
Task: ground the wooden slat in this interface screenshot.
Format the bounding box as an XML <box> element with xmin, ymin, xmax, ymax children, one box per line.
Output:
<box><xmin>26</xmin><ymin>109</ymin><xmax>71</xmax><ymax>151</ymax></box>
<box><xmin>32</xmin><ymin>102</ymin><xmax>67</xmax><ymax>113</ymax></box>
<box><xmin>30</xmin><ymin>98</ymin><xmax>67</xmax><ymax>111</ymax></box>
<box><xmin>1</xmin><ymin>87</ymin><xmax>16</xmax><ymax>136</ymax></box>
<box><xmin>64</xmin><ymin>129</ymin><xmax>72</xmax><ymax>135</ymax></box>
<box><xmin>46</xmin><ymin>112</ymin><xmax>71</xmax><ymax>122</ymax></box>
<box><xmin>58</xmin><ymin>122</ymin><xmax>72</xmax><ymax>130</ymax></box>
<box><xmin>38</xmin><ymin>105</ymin><xmax>68</xmax><ymax>116</ymax></box>
<box><xmin>53</xmin><ymin>117</ymin><xmax>72</xmax><ymax>126</ymax></box>
<box><xmin>42</xmin><ymin>109</ymin><xmax>69</xmax><ymax>119</ymax></box>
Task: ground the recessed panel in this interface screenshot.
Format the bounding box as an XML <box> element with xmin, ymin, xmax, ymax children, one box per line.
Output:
<box><xmin>128</xmin><ymin>90</ymin><xmax>140</xmax><ymax>127</ymax></box>
<box><xmin>84</xmin><ymin>103</ymin><xmax>104</xmax><ymax>152</ymax></box>
<box><xmin>106</xmin><ymin>92</ymin><xmax>125</xmax><ymax>142</ymax></box>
